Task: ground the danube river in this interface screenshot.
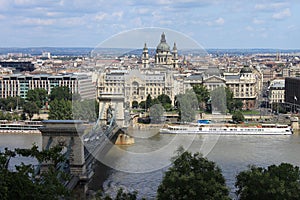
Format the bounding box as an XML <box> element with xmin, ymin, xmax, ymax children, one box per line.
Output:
<box><xmin>1</xmin><ymin>130</ymin><xmax>300</xmax><ymax>199</ymax></box>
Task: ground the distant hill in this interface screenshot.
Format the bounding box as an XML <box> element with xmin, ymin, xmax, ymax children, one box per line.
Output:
<box><xmin>0</xmin><ymin>47</ymin><xmax>299</xmax><ymax>57</ymax></box>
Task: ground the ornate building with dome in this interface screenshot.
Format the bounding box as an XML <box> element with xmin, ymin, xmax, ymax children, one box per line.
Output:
<box><xmin>142</xmin><ymin>32</ymin><xmax>178</xmax><ymax>68</ymax></box>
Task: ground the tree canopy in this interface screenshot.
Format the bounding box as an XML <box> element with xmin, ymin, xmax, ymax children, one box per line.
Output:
<box><xmin>48</xmin><ymin>99</ymin><xmax>72</xmax><ymax>120</ymax></box>
<box><xmin>192</xmin><ymin>84</ymin><xmax>210</xmax><ymax>110</ymax></box>
<box><xmin>232</xmin><ymin>110</ymin><xmax>245</xmax><ymax>123</ymax></box>
<box><xmin>23</xmin><ymin>101</ymin><xmax>39</xmax><ymax>120</ymax></box>
<box><xmin>49</xmin><ymin>86</ymin><xmax>72</xmax><ymax>101</ymax></box>
<box><xmin>0</xmin><ymin>145</ymin><xmax>70</xmax><ymax>200</ymax></box>
<box><xmin>176</xmin><ymin>90</ymin><xmax>198</xmax><ymax>122</ymax></box>
<box><xmin>235</xmin><ymin>163</ymin><xmax>300</xmax><ymax>200</ymax></box>
<box><xmin>157</xmin><ymin>149</ymin><xmax>230</xmax><ymax>200</ymax></box>
<box><xmin>225</xmin><ymin>87</ymin><xmax>243</xmax><ymax>113</ymax></box>
<box><xmin>26</xmin><ymin>88</ymin><xmax>48</xmax><ymax>109</ymax></box>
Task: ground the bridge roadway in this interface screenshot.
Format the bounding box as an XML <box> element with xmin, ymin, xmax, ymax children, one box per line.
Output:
<box><xmin>64</xmin><ymin>123</ymin><xmax>122</xmax><ymax>191</ymax></box>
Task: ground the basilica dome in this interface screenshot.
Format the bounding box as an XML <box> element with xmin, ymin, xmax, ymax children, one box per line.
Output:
<box><xmin>156</xmin><ymin>32</ymin><xmax>170</xmax><ymax>52</ymax></box>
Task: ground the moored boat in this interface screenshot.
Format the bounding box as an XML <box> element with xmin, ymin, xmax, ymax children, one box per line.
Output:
<box><xmin>0</xmin><ymin>121</ymin><xmax>42</xmax><ymax>134</ymax></box>
<box><xmin>159</xmin><ymin>123</ymin><xmax>292</xmax><ymax>135</ymax></box>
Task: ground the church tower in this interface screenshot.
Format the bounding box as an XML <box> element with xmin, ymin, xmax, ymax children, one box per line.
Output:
<box><xmin>155</xmin><ymin>32</ymin><xmax>173</xmax><ymax>65</ymax></box>
<box><xmin>142</xmin><ymin>43</ymin><xmax>149</xmax><ymax>68</ymax></box>
<box><xmin>172</xmin><ymin>42</ymin><xmax>178</xmax><ymax>68</ymax></box>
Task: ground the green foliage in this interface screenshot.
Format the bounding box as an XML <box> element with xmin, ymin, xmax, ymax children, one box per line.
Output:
<box><xmin>176</xmin><ymin>90</ymin><xmax>198</xmax><ymax>122</ymax></box>
<box><xmin>95</xmin><ymin>188</ymin><xmax>141</xmax><ymax>200</ymax></box>
<box><xmin>235</xmin><ymin>163</ymin><xmax>300</xmax><ymax>200</ymax></box>
<box><xmin>149</xmin><ymin>104</ymin><xmax>164</xmax><ymax>123</ymax></box>
<box><xmin>139</xmin><ymin>101</ymin><xmax>146</xmax><ymax>110</ymax></box>
<box><xmin>131</xmin><ymin>101</ymin><xmax>138</xmax><ymax>109</ymax></box>
<box><xmin>72</xmin><ymin>99</ymin><xmax>99</xmax><ymax>122</ymax></box>
<box><xmin>0</xmin><ymin>145</ymin><xmax>70</xmax><ymax>200</ymax></box>
<box><xmin>232</xmin><ymin>111</ymin><xmax>245</xmax><ymax>123</ymax></box>
<box><xmin>211</xmin><ymin>87</ymin><xmax>227</xmax><ymax>114</ymax></box>
<box><xmin>26</xmin><ymin>88</ymin><xmax>48</xmax><ymax>109</ymax></box>
<box><xmin>0</xmin><ymin>96</ymin><xmax>25</xmax><ymax>111</ymax></box>
<box><xmin>157</xmin><ymin>149</ymin><xmax>230</xmax><ymax>200</ymax></box>
<box><xmin>156</xmin><ymin>94</ymin><xmax>172</xmax><ymax>110</ymax></box>
<box><xmin>49</xmin><ymin>86</ymin><xmax>72</xmax><ymax>101</ymax></box>
<box><xmin>145</xmin><ymin>94</ymin><xmax>152</xmax><ymax>110</ymax></box>
<box><xmin>225</xmin><ymin>87</ymin><xmax>243</xmax><ymax>113</ymax></box>
<box><xmin>23</xmin><ymin>102</ymin><xmax>39</xmax><ymax>120</ymax></box>
<box><xmin>193</xmin><ymin>84</ymin><xmax>210</xmax><ymax>110</ymax></box>
<box><xmin>272</xmin><ymin>102</ymin><xmax>286</xmax><ymax>114</ymax></box>
<box><xmin>48</xmin><ymin>99</ymin><xmax>72</xmax><ymax>120</ymax></box>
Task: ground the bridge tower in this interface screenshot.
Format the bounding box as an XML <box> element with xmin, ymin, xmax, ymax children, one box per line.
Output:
<box><xmin>98</xmin><ymin>94</ymin><xmax>125</xmax><ymax>127</ymax></box>
<box><xmin>38</xmin><ymin>120</ymin><xmax>90</xmax><ymax>193</ymax></box>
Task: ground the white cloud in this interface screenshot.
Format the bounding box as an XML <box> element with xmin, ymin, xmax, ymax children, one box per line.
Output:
<box><xmin>112</xmin><ymin>11</ymin><xmax>124</xmax><ymax>19</ymax></box>
<box><xmin>21</xmin><ymin>18</ymin><xmax>54</xmax><ymax>26</ymax></box>
<box><xmin>253</xmin><ymin>18</ymin><xmax>264</xmax><ymax>25</ymax></box>
<box><xmin>0</xmin><ymin>14</ymin><xmax>5</xmax><ymax>20</ymax></box>
<box><xmin>215</xmin><ymin>17</ymin><xmax>225</xmax><ymax>25</ymax></box>
<box><xmin>255</xmin><ymin>2</ymin><xmax>288</xmax><ymax>11</ymax></box>
<box><xmin>245</xmin><ymin>26</ymin><xmax>254</xmax><ymax>31</ymax></box>
<box><xmin>95</xmin><ymin>13</ymin><xmax>108</xmax><ymax>21</ymax></box>
<box><xmin>272</xmin><ymin>8</ymin><xmax>291</xmax><ymax>19</ymax></box>
<box><xmin>14</xmin><ymin>0</ymin><xmax>37</xmax><ymax>5</ymax></box>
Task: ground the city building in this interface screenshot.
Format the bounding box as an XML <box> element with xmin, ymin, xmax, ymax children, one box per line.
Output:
<box><xmin>142</xmin><ymin>32</ymin><xmax>179</xmax><ymax>68</ymax></box>
<box><xmin>285</xmin><ymin>77</ymin><xmax>300</xmax><ymax>112</ymax></box>
<box><xmin>268</xmin><ymin>79</ymin><xmax>285</xmax><ymax>105</ymax></box>
<box><xmin>0</xmin><ymin>74</ymin><xmax>95</xmax><ymax>99</ymax></box>
<box><xmin>97</xmin><ymin>69</ymin><xmax>175</xmax><ymax>108</ymax></box>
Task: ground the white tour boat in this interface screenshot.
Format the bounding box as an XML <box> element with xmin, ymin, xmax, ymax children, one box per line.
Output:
<box><xmin>159</xmin><ymin>123</ymin><xmax>293</xmax><ymax>135</ymax></box>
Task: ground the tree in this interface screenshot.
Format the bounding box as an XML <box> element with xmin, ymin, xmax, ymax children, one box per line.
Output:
<box><xmin>72</xmin><ymin>99</ymin><xmax>98</xmax><ymax>122</ymax></box>
<box><xmin>192</xmin><ymin>84</ymin><xmax>210</xmax><ymax>110</ymax></box>
<box><xmin>49</xmin><ymin>86</ymin><xmax>72</xmax><ymax>101</ymax></box>
<box><xmin>145</xmin><ymin>94</ymin><xmax>152</xmax><ymax>110</ymax></box>
<box><xmin>48</xmin><ymin>99</ymin><xmax>72</xmax><ymax>120</ymax></box>
<box><xmin>157</xmin><ymin>94</ymin><xmax>172</xmax><ymax>110</ymax></box>
<box><xmin>149</xmin><ymin>104</ymin><xmax>164</xmax><ymax>123</ymax></box>
<box><xmin>157</xmin><ymin>149</ymin><xmax>230</xmax><ymax>200</ymax></box>
<box><xmin>23</xmin><ymin>102</ymin><xmax>39</xmax><ymax>120</ymax></box>
<box><xmin>131</xmin><ymin>101</ymin><xmax>139</xmax><ymax>109</ymax></box>
<box><xmin>0</xmin><ymin>145</ymin><xmax>70</xmax><ymax>200</ymax></box>
<box><xmin>0</xmin><ymin>97</ymin><xmax>25</xmax><ymax>111</ymax></box>
<box><xmin>235</xmin><ymin>163</ymin><xmax>300</xmax><ymax>200</ymax></box>
<box><xmin>211</xmin><ymin>87</ymin><xmax>227</xmax><ymax>114</ymax></box>
<box><xmin>225</xmin><ymin>87</ymin><xmax>243</xmax><ymax>113</ymax></box>
<box><xmin>176</xmin><ymin>90</ymin><xmax>198</xmax><ymax>122</ymax></box>
<box><xmin>95</xmin><ymin>188</ymin><xmax>141</xmax><ymax>200</ymax></box>
<box><xmin>232</xmin><ymin>110</ymin><xmax>245</xmax><ymax>123</ymax></box>
<box><xmin>26</xmin><ymin>88</ymin><xmax>48</xmax><ymax>109</ymax></box>
<box><xmin>139</xmin><ymin>101</ymin><xmax>146</xmax><ymax>110</ymax></box>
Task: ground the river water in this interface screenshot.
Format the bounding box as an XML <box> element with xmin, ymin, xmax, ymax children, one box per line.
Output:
<box><xmin>1</xmin><ymin>131</ymin><xmax>300</xmax><ymax>199</ymax></box>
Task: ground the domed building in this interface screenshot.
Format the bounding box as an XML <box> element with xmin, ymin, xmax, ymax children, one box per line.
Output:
<box><xmin>142</xmin><ymin>32</ymin><xmax>178</xmax><ymax>68</ymax></box>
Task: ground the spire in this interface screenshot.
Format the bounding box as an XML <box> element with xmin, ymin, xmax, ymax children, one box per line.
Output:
<box><xmin>160</xmin><ymin>32</ymin><xmax>166</xmax><ymax>43</ymax></box>
<box><xmin>143</xmin><ymin>42</ymin><xmax>147</xmax><ymax>50</ymax></box>
<box><xmin>173</xmin><ymin>42</ymin><xmax>177</xmax><ymax>51</ymax></box>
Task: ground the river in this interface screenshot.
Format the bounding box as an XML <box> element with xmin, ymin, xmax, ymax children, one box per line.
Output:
<box><xmin>1</xmin><ymin>131</ymin><xmax>300</xmax><ymax>199</ymax></box>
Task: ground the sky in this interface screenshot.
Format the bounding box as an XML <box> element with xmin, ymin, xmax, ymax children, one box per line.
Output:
<box><xmin>0</xmin><ymin>0</ymin><xmax>299</xmax><ymax>49</ymax></box>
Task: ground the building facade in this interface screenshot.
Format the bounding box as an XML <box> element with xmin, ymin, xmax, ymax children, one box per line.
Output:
<box><xmin>0</xmin><ymin>74</ymin><xmax>95</xmax><ymax>99</ymax></box>
<box><xmin>97</xmin><ymin>70</ymin><xmax>175</xmax><ymax>108</ymax></box>
<box><xmin>285</xmin><ymin>77</ymin><xmax>300</xmax><ymax>112</ymax></box>
<box><xmin>268</xmin><ymin>79</ymin><xmax>285</xmax><ymax>104</ymax></box>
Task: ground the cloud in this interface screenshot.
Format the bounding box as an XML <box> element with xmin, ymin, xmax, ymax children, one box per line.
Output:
<box><xmin>94</xmin><ymin>13</ymin><xmax>108</xmax><ymax>21</ymax></box>
<box><xmin>215</xmin><ymin>17</ymin><xmax>225</xmax><ymax>25</ymax></box>
<box><xmin>252</xmin><ymin>18</ymin><xmax>265</xmax><ymax>25</ymax></box>
<box><xmin>20</xmin><ymin>18</ymin><xmax>54</xmax><ymax>26</ymax></box>
<box><xmin>245</xmin><ymin>26</ymin><xmax>254</xmax><ymax>31</ymax></box>
<box><xmin>254</xmin><ymin>2</ymin><xmax>288</xmax><ymax>11</ymax></box>
<box><xmin>112</xmin><ymin>11</ymin><xmax>124</xmax><ymax>19</ymax></box>
<box><xmin>0</xmin><ymin>14</ymin><xmax>6</xmax><ymax>20</ymax></box>
<box><xmin>272</xmin><ymin>8</ymin><xmax>291</xmax><ymax>19</ymax></box>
